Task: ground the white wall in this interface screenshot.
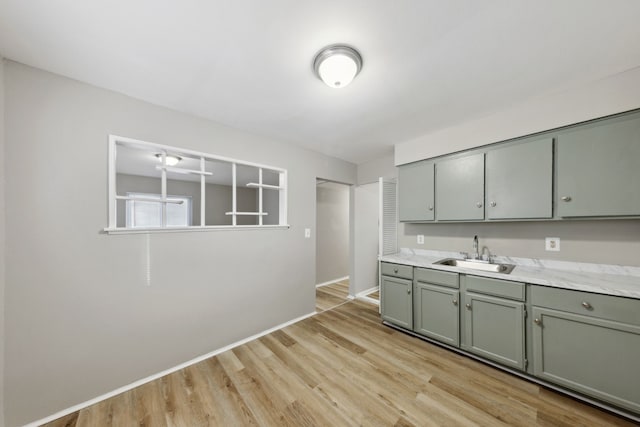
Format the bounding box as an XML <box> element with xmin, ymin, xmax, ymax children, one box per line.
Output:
<box><xmin>396</xmin><ymin>66</ymin><xmax>640</xmax><ymax>165</ymax></box>
<box><xmin>315</xmin><ymin>181</ymin><xmax>350</xmax><ymax>285</ymax></box>
<box><xmin>3</xmin><ymin>61</ymin><xmax>356</xmax><ymax>426</ymax></box>
<box><xmin>0</xmin><ymin>57</ymin><xmax>6</xmax><ymax>427</ymax></box>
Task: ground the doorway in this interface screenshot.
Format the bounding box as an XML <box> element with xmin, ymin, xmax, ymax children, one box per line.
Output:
<box><xmin>315</xmin><ymin>179</ymin><xmax>351</xmax><ymax>312</ymax></box>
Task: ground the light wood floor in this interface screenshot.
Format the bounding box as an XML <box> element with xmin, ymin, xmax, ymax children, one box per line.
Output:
<box><xmin>368</xmin><ymin>289</ymin><xmax>379</xmax><ymax>301</ymax></box>
<box><xmin>315</xmin><ymin>279</ymin><xmax>350</xmax><ymax>312</ymax></box>
<box><xmin>44</xmin><ymin>300</ymin><xmax>634</xmax><ymax>427</ymax></box>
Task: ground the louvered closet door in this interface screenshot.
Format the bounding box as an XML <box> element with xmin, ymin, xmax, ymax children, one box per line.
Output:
<box><xmin>379</xmin><ymin>178</ymin><xmax>397</xmax><ymax>256</ymax></box>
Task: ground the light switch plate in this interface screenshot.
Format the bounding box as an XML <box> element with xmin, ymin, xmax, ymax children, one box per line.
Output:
<box><xmin>545</xmin><ymin>237</ymin><xmax>560</xmax><ymax>251</ymax></box>
<box><xmin>304</xmin><ymin>228</ymin><xmax>311</xmax><ymax>238</ymax></box>
<box><xmin>417</xmin><ymin>234</ymin><xmax>425</xmax><ymax>245</ymax></box>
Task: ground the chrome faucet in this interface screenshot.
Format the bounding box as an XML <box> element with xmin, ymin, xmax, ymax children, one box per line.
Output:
<box><xmin>472</xmin><ymin>235</ymin><xmax>479</xmax><ymax>260</ymax></box>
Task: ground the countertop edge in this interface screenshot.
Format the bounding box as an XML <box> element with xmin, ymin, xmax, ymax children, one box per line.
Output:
<box><xmin>379</xmin><ymin>254</ymin><xmax>640</xmax><ymax>300</ymax></box>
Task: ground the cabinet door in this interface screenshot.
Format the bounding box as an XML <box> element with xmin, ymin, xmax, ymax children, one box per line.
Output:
<box><xmin>381</xmin><ymin>276</ymin><xmax>413</xmax><ymax>329</ymax></box>
<box><xmin>463</xmin><ymin>293</ymin><xmax>525</xmax><ymax>370</ymax></box>
<box><xmin>557</xmin><ymin>114</ymin><xmax>640</xmax><ymax>217</ymax></box>
<box><xmin>532</xmin><ymin>307</ymin><xmax>640</xmax><ymax>413</ymax></box>
<box><xmin>436</xmin><ymin>153</ymin><xmax>484</xmax><ymax>220</ymax></box>
<box><xmin>398</xmin><ymin>161</ymin><xmax>434</xmax><ymax>221</ymax></box>
<box><xmin>414</xmin><ymin>282</ymin><xmax>459</xmax><ymax>346</ymax></box>
<box><xmin>486</xmin><ymin>138</ymin><xmax>553</xmax><ymax>219</ymax></box>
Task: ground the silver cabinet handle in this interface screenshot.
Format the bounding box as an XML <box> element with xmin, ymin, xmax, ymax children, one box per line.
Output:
<box><xmin>428</xmin><ymin>205</ymin><xmax>434</xmax><ymax>211</ymax></box>
<box><xmin>534</xmin><ymin>318</ymin><xmax>541</xmax><ymax>325</ymax></box>
<box><xmin>465</xmin><ymin>303</ymin><xmax>471</xmax><ymax>310</ymax></box>
<box><xmin>490</xmin><ymin>201</ymin><xmax>497</xmax><ymax>207</ymax></box>
<box><xmin>476</xmin><ymin>202</ymin><xmax>483</xmax><ymax>208</ymax></box>
<box><xmin>561</xmin><ymin>196</ymin><xmax>572</xmax><ymax>202</ymax></box>
<box><xmin>407</xmin><ymin>289</ymin><xmax>411</xmax><ymax>295</ymax></box>
<box><xmin>581</xmin><ymin>301</ymin><xmax>592</xmax><ymax>310</ymax></box>
<box><xmin>394</xmin><ymin>268</ymin><xmax>398</xmax><ymax>273</ymax></box>
<box><xmin>452</xmin><ymin>299</ymin><xmax>458</xmax><ymax>305</ymax></box>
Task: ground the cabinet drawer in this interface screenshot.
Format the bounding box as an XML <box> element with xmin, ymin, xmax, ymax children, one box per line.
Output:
<box><xmin>465</xmin><ymin>275</ymin><xmax>525</xmax><ymax>301</ymax></box>
<box><xmin>415</xmin><ymin>268</ymin><xmax>459</xmax><ymax>288</ymax></box>
<box><xmin>381</xmin><ymin>262</ymin><xmax>413</xmax><ymax>280</ymax></box>
<box><xmin>531</xmin><ymin>285</ymin><xmax>640</xmax><ymax>326</ymax></box>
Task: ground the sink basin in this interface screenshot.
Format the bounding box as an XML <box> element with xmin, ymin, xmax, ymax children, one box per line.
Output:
<box><xmin>434</xmin><ymin>258</ymin><xmax>516</xmax><ymax>274</ymax></box>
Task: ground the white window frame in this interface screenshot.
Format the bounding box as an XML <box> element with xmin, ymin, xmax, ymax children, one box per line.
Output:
<box><xmin>106</xmin><ymin>135</ymin><xmax>288</xmax><ymax>233</ymax></box>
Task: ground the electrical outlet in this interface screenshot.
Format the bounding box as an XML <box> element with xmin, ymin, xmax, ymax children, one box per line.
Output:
<box><xmin>545</xmin><ymin>237</ymin><xmax>560</xmax><ymax>251</ymax></box>
<box><xmin>417</xmin><ymin>234</ymin><xmax>425</xmax><ymax>245</ymax></box>
<box><xmin>304</xmin><ymin>228</ymin><xmax>311</xmax><ymax>238</ymax></box>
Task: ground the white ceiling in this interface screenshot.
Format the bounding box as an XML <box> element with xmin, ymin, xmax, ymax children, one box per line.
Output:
<box><xmin>1</xmin><ymin>1</ymin><xmax>640</xmax><ymax>164</ymax></box>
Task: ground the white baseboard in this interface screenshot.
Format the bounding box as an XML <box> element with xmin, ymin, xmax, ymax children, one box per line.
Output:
<box><xmin>357</xmin><ymin>295</ymin><xmax>380</xmax><ymax>306</ymax></box>
<box><xmin>355</xmin><ymin>286</ymin><xmax>380</xmax><ymax>306</ymax></box>
<box><xmin>315</xmin><ymin>275</ymin><xmax>349</xmax><ymax>288</ymax></box>
<box><xmin>355</xmin><ymin>286</ymin><xmax>378</xmax><ymax>298</ymax></box>
<box><xmin>26</xmin><ymin>311</ymin><xmax>317</xmax><ymax>427</ymax></box>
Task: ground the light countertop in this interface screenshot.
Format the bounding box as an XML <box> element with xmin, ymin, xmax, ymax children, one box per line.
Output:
<box><xmin>380</xmin><ymin>249</ymin><xmax>640</xmax><ymax>299</ymax></box>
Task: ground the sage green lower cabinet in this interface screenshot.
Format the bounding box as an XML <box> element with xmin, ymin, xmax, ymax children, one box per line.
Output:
<box><xmin>381</xmin><ymin>276</ymin><xmax>413</xmax><ymax>329</ymax></box>
<box><xmin>462</xmin><ymin>292</ymin><xmax>526</xmax><ymax>370</ymax></box>
<box><xmin>413</xmin><ymin>282</ymin><xmax>460</xmax><ymax>346</ymax></box>
<box><xmin>532</xmin><ymin>307</ymin><xmax>640</xmax><ymax>413</ymax></box>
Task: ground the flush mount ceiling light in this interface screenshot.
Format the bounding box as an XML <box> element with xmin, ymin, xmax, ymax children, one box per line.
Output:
<box><xmin>155</xmin><ymin>153</ymin><xmax>182</xmax><ymax>166</ymax></box>
<box><xmin>313</xmin><ymin>45</ymin><xmax>363</xmax><ymax>89</ymax></box>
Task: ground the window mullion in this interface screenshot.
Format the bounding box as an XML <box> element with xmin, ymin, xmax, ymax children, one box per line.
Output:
<box><xmin>108</xmin><ymin>137</ymin><xmax>117</xmax><ymax>229</ymax></box>
<box><xmin>232</xmin><ymin>163</ymin><xmax>237</xmax><ymax>226</ymax></box>
<box><xmin>279</xmin><ymin>170</ymin><xmax>287</xmax><ymax>226</ymax></box>
<box><xmin>258</xmin><ymin>168</ymin><xmax>263</xmax><ymax>226</ymax></box>
<box><xmin>200</xmin><ymin>157</ymin><xmax>205</xmax><ymax>227</ymax></box>
<box><xmin>161</xmin><ymin>152</ymin><xmax>167</xmax><ymax>228</ymax></box>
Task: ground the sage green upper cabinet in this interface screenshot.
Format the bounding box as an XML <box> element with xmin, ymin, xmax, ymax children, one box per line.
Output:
<box><xmin>557</xmin><ymin>113</ymin><xmax>640</xmax><ymax>217</ymax></box>
<box><xmin>436</xmin><ymin>153</ymin><xmax>485</xmax><ymax>221</ymax></box>
<box><xmin>399</xmin><ymin>160</ymin><xmax>434</xmax><ymax>221</ymax></box>
<box><xmin>486</xmin><ymin>139</ymin><xmax>553</xmax><ymax>220</ymax></box>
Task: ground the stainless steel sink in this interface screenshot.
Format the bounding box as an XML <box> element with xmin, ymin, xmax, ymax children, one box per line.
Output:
<box><xmin>433</xmin><ymin>258</ymin><xmax>516</xmax><ymax>274</ymax></box>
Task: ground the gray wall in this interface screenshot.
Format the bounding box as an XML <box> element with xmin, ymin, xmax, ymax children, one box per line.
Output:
<box><xmin>116</xmin><ymin>173</ymin><xmax>258</xmax><ymax>227</ymax></box>
<box><xmin>262</xmin><ymin>189</ymin><xmax>279</xmax><ymax>225</ymax></box>
<box><xmin>400</xmin><ymin>220</ymin><xmax>640</xmax><ymax>266</ymax></box>
<box><xmin>395</xmin><ymin>66</ymin><xmax>640</xmax><ymax>165</ymax></box>
<box><xmin>3</xmin><ymin>61</ymin><xmax>356</xmax><ymax>426</ymax></box>
<box><xmin>352</xmin><ymin>182</ymin><xmax>379</xmax><ymax>295</ymax></box>
<box><xmin>357</xmin><ymin>152</ymin><xmax>396</xmax><ymax>185</ymax></box>
<box><xmin>315</xmin><ymin>181</ymin><xmax>350</xmax><ymax>285</ymax></box>
<box><xmin>0</xmin><ymin>58</ymin><xmax>6</xmax><ymax>427</ymax></box>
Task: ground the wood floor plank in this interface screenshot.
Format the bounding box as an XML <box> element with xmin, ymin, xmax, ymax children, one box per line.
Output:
<box><xmin>43</xmin><ymin>411</ymin><xmax>78</xmax><ymax>427</ymax></box>
<box><xmin>199</xmin><ymin>357</ymin><xmax>259</xmax><ymax>426</ymax></box>
<box><xmin>42</xmin><ymin>299</ymin><xmax>637</xmax><ymax>427</ymax></box>
<box><xmin>315</xmin><ymin>279</ymin><xmax>349</xmax><ymax>312</ymax></box>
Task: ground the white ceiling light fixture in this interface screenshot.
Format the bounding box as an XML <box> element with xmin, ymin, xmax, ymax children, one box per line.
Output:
<box><xmin>313</xmin><ymin>45</ymin><xmax>363</xmax><ymax>89</ymax></box>
<box><xmin>155</xmin><ymin>153</ymin><xmax>182</xmax><ymax>166</ymax></box>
